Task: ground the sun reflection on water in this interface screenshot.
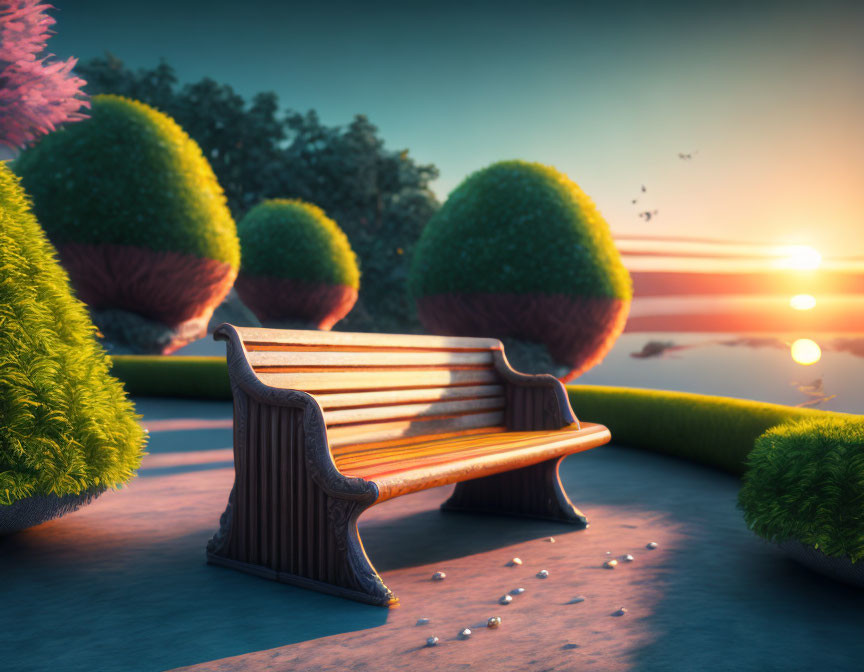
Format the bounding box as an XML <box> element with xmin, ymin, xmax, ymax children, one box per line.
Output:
<box><xmin>791</xmin><ymin>338</ymin><xmax>822</xmax><ymax>365</ymax></box>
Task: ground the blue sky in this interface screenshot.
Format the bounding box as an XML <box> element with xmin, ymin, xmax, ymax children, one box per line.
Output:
<box><xmin>50</xmin><ymin>1</ymin><xmax>864</xmax><ymax>257</ymax></box>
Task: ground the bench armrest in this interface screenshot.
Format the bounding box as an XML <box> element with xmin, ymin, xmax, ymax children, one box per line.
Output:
<box><xmin>491</xmin><ymin>349</ymin><xmax>578</xmax><ymax>431</ymax></box>
<box><xmin>215</xmin><ymin>323</ymin><xmax>378</xmax><ymax>502</ymax></box>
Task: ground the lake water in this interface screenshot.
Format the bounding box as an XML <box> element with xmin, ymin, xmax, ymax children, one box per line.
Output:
<box><xmin>577</xmin><ymin>331</ymin><xmax>864</xmax><ymax>414</ymax></box>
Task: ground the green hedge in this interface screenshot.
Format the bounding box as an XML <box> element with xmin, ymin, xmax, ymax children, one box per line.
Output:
<box><xmin>408</xmin><ymin>160</ymin><xmax>631</xmax><ymax>300</ymax></box>
<box><xmin>567</xmin><ymin>385</ymin><xmax>850</xmax><ymax>475</ymax></box>
<box><xmin>109</xmin><ymin>356</ymin><xmax>231</xmax><ymax>400</ymax></box>
<box><xmin>107</xmin><ymin>355</ymin><xmax>854</xmax><ymax>475</ymax></box>
<box><xmin>15</xmin><ymin>95</ymin><xmax>239</xmax><ymax>267</ymax></box>
<box><xmin>739</xmin><ymin>417</ymin><xmax>864</xmax><ymax>561</ymax></box>
<box><xmin>0</xmin><ymin>165</ymin><xmax>145</xmax><ymax>506</ymax></box>
<box><xmin>238</xmin><ymin>199</ymin><xmax>359</xmax><ymax>287</ymax></box>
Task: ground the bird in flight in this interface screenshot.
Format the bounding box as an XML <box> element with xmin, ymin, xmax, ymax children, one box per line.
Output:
<box><xmin>641</xmin><ymin>185</ymin><xmax>647</xmax><ymax>192</ymax></box>
<box><xmin>678</xmin><ymin>151</ymin><xmax>698</xmax><ymax>160</ymax></box>
<box><xmin>638</xmin><ymin>210</ymin><xmax>659</xmax><ymax>222</ymax></box>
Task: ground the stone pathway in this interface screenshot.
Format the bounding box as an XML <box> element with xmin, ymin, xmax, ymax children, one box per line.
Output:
<box><xmin>2</xmin><ymin>398</ymin><xmax>862</xmax><ymax>672</ymax></box>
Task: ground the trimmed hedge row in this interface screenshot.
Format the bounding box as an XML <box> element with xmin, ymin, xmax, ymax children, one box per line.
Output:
<box><xmin>110</xmin><ymin>356</ymin><xmax>231</xmax><ymax>400</ymax></box>
<box><xmin>109</xmin><ymin>356</ymin><xmax>851</xmax><ymax>477</ymax></box>
<box><xmin>566</xmin><ymin>385</ymin><xmax>850</xmax><ymax>475</ymax></box>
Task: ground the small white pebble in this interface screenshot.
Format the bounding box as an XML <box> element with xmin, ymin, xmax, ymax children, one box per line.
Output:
<box><xmin>547</xmin><ymin>537</ymin><xmax>556</xmax><ymax>543</ymax></box>
<box><xmin>487</xmin><ymin>616</ymin><xmax>502</xmax><ymax>628</ymax></box>
<box><xmin>426</xmin><ymin>636</ymin><xmax>439</xmax><ymax>646</ymax></box>
<box><xmin>646</xmin><ymin>542</ymin><xmax>658</xmax><ymax>550</ymax></box>
<box><xmin>510</xmin><ymin>587</ymin><xmax>526</xmax><ymax>595</ymax></box>
<box><xmin>536</xmin><ymin>569</ymin><xmax>549</xmax><ymax>578</ymax></box>
<box><xmin>416</xmin><ymin>618</ymin><xmax>430</xmax><ymax>625</ymax></box>
<box><xmin>460</xmin><ymin>628</ymin><xmax>472</xmax><ymax>639</ymax></box>
<box><xmin>432</xmin><ymin>571</ymin><xmax>446</xmax><ymax>581</ymax></box>
<box><xmin>603</xmin><ymin>559</ymin><xmax>618</xmax><ymax>569</ymax></box>
<box><xmin>499</xmin><ymin>594</ymin><xmax>513</xmax><ymax>605</ymax></box>
<box><xmin>613</xmin><ymin>607</ymin><xmax>627</xmax><ymax>617</ymax></box>
<box><xmin>567</xmin><ymin>596</ymin><xmax>586</xmax><ymax>604</ymax></box>
<box><xmin>508</xmin><ymin>557</ymin><xmax>523</xmax><ymax>566</ymax></box>
<box><xmin>622</xmin><ymin>554</ymin><xmax>635</xmax><ymax>562</ymax></box>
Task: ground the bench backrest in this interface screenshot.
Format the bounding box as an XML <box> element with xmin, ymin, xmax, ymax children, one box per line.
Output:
<box><xmin>232</xmin><ymin>327</ymin><xmax>508</xmax><ymax>451</ymax></box>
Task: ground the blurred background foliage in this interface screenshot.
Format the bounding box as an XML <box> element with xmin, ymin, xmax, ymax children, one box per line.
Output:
<box><xmin>78</xmin><ymin>54</ymin><xmax>440</xmax><ymax>333</ymax></box>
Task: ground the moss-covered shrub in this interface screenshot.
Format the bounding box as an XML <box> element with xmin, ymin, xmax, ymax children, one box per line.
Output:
<box><xmin>14</xmin><ymin>94</ymin><xmax>239</xmax><ymax>353</ymax></box>
<box><xmin>739</xmin><ymin>418</ymin><xmax>864</xmax><ymax>562</ymax></box>
<box><xmin>0</xmin><ymin>163</ymin><xmax>145</xmax><ymax>527</ymax></box>
<box><xmin>409</xmin><ymin>160</ymin><xmax>631</xmax><ymax>379</ymax></box>
<box><xmin>235</xmin><ymin>199</ymin><xmax>359</xmax><ymax>329</ymax></box>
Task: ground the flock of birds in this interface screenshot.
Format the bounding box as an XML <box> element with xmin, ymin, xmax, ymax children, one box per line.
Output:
<box><xmin>631</xmin><ymin>151</ymin><xmax>698</xmax><ymax>223</ymax></box>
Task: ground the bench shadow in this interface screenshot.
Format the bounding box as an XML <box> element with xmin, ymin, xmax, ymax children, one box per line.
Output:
<box><xmin>360</xmin><ymin>505</ymin><xmax>581</xmax><ymax>572</ymax></box>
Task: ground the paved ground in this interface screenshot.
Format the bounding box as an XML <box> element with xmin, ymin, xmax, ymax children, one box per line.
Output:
<box><xmin>2</xmin><ymin>398</ymin><xmax>863</xmax><ymax>672</ymax></box>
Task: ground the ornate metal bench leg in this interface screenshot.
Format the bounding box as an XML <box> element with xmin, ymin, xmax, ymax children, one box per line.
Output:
<box><xmin>207</xmin><ymin>486</ymin><xmax>397</xmax><ymax>606</ymax></box>
<box><xmin>205</xmin><ymin>393</ymin><xmax>397</xmax><ymax>606</ymax></box>
<box><xmin>440</xmin><ymin>456</ymin><xmax>588</xmax><ymax>527</ymax></box>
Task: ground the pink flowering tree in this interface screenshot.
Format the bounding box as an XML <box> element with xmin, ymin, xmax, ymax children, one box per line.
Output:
<box><xmin>0</xmin><ymin>1</ymin><xmax>88</xmax><ymax>157</ymax></box>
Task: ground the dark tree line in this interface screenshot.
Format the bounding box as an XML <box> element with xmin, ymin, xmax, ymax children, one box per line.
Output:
<box><xmin>77</xmin><ymin>54</ymin><xmax>439</xmax><ymax>332</ymax></box>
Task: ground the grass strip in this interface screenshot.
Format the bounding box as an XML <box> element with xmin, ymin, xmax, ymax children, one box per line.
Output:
<box><xmin>567</xmin><ymin>385</ymin><xmax>851</xmax><ymax>475</ymax></box>
<box><xmin>110</xmin><ymin>356</ymin><xmax>231</xmax><ymax>400</ymax></box>
<box><xmin>107</xmin><ymin>356</ymin><xmax>854</xmax><ymax>474</ymax></box>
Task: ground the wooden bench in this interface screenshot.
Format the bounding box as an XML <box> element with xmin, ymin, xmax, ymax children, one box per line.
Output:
<box><xmin>206</xmin><ymin>324</ymin><xmax>611</xmax><ymax>606</ymax></box>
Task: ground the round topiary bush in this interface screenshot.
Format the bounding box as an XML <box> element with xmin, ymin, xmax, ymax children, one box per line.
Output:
<box><xmin>13</xmin><ymin>94</ymin><xmax>240</xmax><ymax>353</ymax></box>
<box><xmin>235</xmin><ymin>199</ymin><xmax>359</xmax><ymax>330</ymax></box>
<box><xmin>408</xmin><ymin>160</ymin><xmax>631</xmax><ymax>380</ymax></box>
<box><xmin>739</xmin><ymin>418</ymin><xmax>864</xmax><ymax>586</ymax></box>
<box><xmin>0</xmin><ymin>163</ymin><xmax>145</xmax><ymax>534</ymax></box>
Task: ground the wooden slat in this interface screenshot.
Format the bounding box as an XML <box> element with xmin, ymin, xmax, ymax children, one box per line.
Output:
<box><xmin>329</xmin><ymin>426</ymin><xmax>508</xmax><ymax>456</ymax></box>
<box><xmin>248</xmin><ymin>350</ymin><xmax>494</xmax><ymax>369</ymax></box>
<box><xmin>312</xmin><ymin>385</ymin><xmax>504</xmax><ymax>410</ymax></box>
<box><xmin>326</xmin><ymin>411</ymin><xmax>504</xmax><ymax>449</ymax></box>
<box><xmin>360</xmin><ymin>424</ymin><xmax>612</xmax><ymax>502</ymax></box>
<box><xmin>323</xmin><ymin>397</ymin><xmax>504</xmax><ymax>427</ymax></box>
<box><xmin>256</xmin><ymin>369</ymin><xmax>500</xmax><ymax>392</ymax></box>
<box><xmin>364</xmin><ymin>426</ymin><xmax>609</xmax><ymax>481</ymax></box>
<box><xmin>334</xmin><ymin>427</ymin><xmax>574</xmax><ymax>467</ymax></box>
<box><xmin>236</xmin><ymin>326</ymin><xmax>501</xmax><ymax>351</ymax></box>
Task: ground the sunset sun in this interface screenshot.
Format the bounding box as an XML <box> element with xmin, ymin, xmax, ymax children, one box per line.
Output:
<box><xmin>775</xmin><ymin>245</ymin><xmax>822</xmax><ymax>271</ymax></box>
<box><xmin>789</xmin><ymin>294</ymin><xmax>816</xmax><ymax>310</ymax></box>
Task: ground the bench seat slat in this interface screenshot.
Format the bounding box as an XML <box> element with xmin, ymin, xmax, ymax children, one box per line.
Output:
<box><xmin>235</xmin><ymin>326</ymin><xmax>501</xmax><ymax>351</ymax></box>
<box><xmin>326</xmin><ymin>411</ymin><xmax>504</xmax><ymax>449</ymax></box>
<box><xmin>311</xmin><ymin>385</ymin><xmax>504</xmax><ymax>410</ymax></box>
<box><xmin>256</xmin><ymin>369</ymin><xmax>500</xmax><ymax>392</ymax></box>
<box><xmin>329</xmin><ymin>426</ymin><xmax>508</xmax><ymax>456</ymax></box>
<box><xmin>344</xmin><ymin>428</ymin><xmax>594</xmax><ymax>473</ymax></box>
<box><xmin>339</xmin><ymin>423</ymin><xmax>611</xmax><ymax>503</ymax></box>
<box><xmin>333</xmin><ymin>425</ymin><xmax>574</xmax><ymax>466</ymax></box>
<box><xmin>323</xmin><ymin>397</ymin><xmax>504</xmax><ymax>427</ymax></box>
<box><xmin>248</xmin><ymin>350</ymin><xmax>494</xmax><ymax>368</ymax></box>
